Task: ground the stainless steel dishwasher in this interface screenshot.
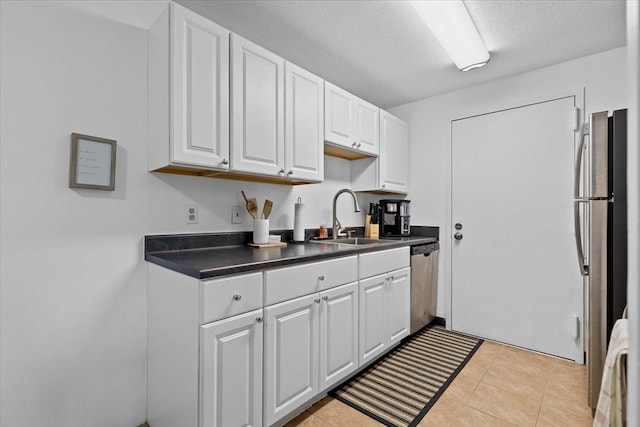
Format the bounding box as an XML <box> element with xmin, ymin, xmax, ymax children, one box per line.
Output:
<box><xmin>410</xmin><ymin>242</ymin><xmax>439</xmax><ymax>333</ymax></box>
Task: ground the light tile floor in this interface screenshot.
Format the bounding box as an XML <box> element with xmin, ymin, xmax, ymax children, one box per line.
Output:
<box><xmin>285</xmin><ymin>340</ymin><xmax>593</xmax><ymax>427</ymax></box>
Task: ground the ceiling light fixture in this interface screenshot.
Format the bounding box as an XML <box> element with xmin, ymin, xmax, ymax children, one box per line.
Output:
<box><xmin>410</xmin><ymin>0</ymin><xmax>490</xmax><ymax>71</ymax></box>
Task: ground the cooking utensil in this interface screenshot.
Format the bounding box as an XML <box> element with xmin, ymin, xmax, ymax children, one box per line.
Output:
<box><xmin>263</xmin><ymin>199</ymin><xmax>273</xmax><ymax>219</ymax></box>
<box><xmin>241</xmin><ymin>190</ymin><xmax>258</xmax><ymax>219</ymax></box>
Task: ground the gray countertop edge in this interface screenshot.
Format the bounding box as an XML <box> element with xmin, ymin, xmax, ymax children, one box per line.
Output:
<box><xmin>145</xmin><ymin>237</ymin><xmax>437</xmax><ymax>280</ymax></box>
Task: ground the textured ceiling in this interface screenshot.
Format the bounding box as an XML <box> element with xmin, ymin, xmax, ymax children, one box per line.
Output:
<box><xmin>176</xmin><ymin>0</ymin><xmax>626</xmax><ymax>109</ymax></box>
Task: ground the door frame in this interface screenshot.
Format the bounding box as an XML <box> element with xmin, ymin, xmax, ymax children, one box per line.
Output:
<box><xmin>444</xmin><ymin>88</ymin><xmax>585</xmax><ymax>341</ymax></box>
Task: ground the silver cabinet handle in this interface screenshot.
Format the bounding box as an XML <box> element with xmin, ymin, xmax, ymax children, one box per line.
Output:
<box><xmin>233</xmin><ymin>294</ymin><xmax>242</xmax><ymax>301</ymax></box>
<box><xmin>322</xmin><ymin>296</ymin><xmax>329</xmax><ymax>301</ymax></box>
<box><xmin>256</xmin><ymin>316</ymin><xmax>263</xmax><ymax>323</ymax></box>
<box><xmin>454</xmin><ymin>232</ymin><xmax>463</xmax><ymax>241</ymax></box>
<box><xmin>314</xmin><ymin>298</ymin><xmax>321</xmax><ymax>304</ymax></box>
<box><xmin>352</xmin><ymin>141</ymin><xmax>357</xmax><ymax>147</ymax></box>
<box><xmin>287</xmin><ymin>170</ymin><xmax>293</xmax><ymax>176</ymax></box>
<box><xmin>221</xmin><ymin>158</ymin><xmax>229</xmax><ymax>165</ymax></box>
<box><xmin>279</xmin><ymin>168</ymin><xmax>285</xmax><ymax>174</ymax></box>
<box><xmin>357</xmin><ymin>143</ymin><xmax>362</xmax><ymax>148</ymax></box>
<box><xmin>318</xmin><ymin>275</ymin><xmax>325</xmax><ymax>281</ymax></box>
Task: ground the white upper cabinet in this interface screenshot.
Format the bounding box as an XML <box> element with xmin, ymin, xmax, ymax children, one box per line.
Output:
<box><xmin>230</xmin><ymin>34</ymin><xmax>285</xmax><ymax>177</ymax></box>
<box><xmin>324</xmin><ymin>82</ymin><xmax>379</xmax><ymax>157</ymax></box>
<box><xmin>354</xmin><ymin>100</ymin><xmax>380</xmax><ymax>154</ymax></box>
<box><xmin>351</xmin><ymin>110</ymin><xmax>409</xmax><ymax>194</ymax></box>
<box><xmin>284</xmin><ymin>62</ymin><xmax>324</xmax><ymax>182</ymax></box>
<box><xmin>379</xmin><ymin>110</ymin><xmax>409</xmax><ymax>193</ymax></box>
<box><xmin>148</xmin><ymin>3</ymin><xmax>230</xmax><ymax>171</ymax></box>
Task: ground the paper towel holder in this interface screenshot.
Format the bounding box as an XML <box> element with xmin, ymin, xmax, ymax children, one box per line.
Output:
<box><xmin>293</xmin><ymin>197</ymin><xmax>305</xmax><ymax>243</ymax></box>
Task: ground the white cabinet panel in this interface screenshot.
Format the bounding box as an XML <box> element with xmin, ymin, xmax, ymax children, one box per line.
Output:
<box><xmin>148</xmin><ymin>3</ymin><xmax>230</xmax><ymax>171</ymax></box>
<box><xmin>201</xmin><ymin>272</ymin><xmax>263</xmax><ymax>324</ymax></box>
<box><xmin>264</xmin><ymin>294</ymin><xmax>319</xmax><ymax>426</ymax></box>
<box><xmin>379</xmin><ymin>110</ymin><xmax>409</xmax><ymax>193</ymax></box>
<box><xmin>324</xmin><ymin>82</ymin><xmax>379</xmax><ymax>156</ymax></box>
<box><xmin>358</xmin><ymin>274</ymin><xmax>388</xmax><ymax>365</ymax></box>
<box><xmin>319</xmin><ymin>282</ymin><xmax>359</xmax><ymax>391</ymax></box>
<box><xmin>264</xmin><ymin>255</ymin><xmax>357</xmax><ymax>305</ymax></box>
<box><xmin>358</xmin><ymin>266</ymin><xmax>411</xmax><ymax>367</ymax></box>
<box><xmin>285</xmin><ymin>62</ymin><xmax>324</xmax><ymax>181</ymax></box>
<box><xmin>354</xmin><ymin>100</ymin><xmax>380</xmax><ymax>155</ymax></box>
<box><xmin>387</xmin><ymin>267</ymin><xmax>411</xmax><ymax>346</ymax></box>
<box><xmin>359</xmin><ymin>246</ymin><xmax>410</xmax><ymax>279</ymax></box>
<box><xmin>324</xmin><ymin>83</ymin><xmax>354</xmax><ymax>147</ymax></box>
<box><xmin>200</xmin><ymin>309</ymin><xmax>263</xmax><ymax>427</ymax></box>
<box><xmin>231</xmin><ymin>34</ymin><xmax>285</xmax><ymax>176</ymax></box>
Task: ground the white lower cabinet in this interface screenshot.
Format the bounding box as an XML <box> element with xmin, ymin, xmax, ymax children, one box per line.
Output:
<box><xmin>264</xmin><ymin>293</ymin><xmax>319</xmax><ymax>426</ymax></box>
<box><xmin>201</xmin><ymin>309</ymin><xmax>264</xmax><ymax>427</ymax></box>
<box><xmin>264</xmin><ymin>282</ymin><xmax>359</xmax><ymax>426</ymax></box>
<box><xmin>148</xmin><ymin>248</ymin><xmax>410</xmax><ymax>427</ymax></box>
<box><xmin>319</xmin><ymin>282</ymin><xmax>359</xmax><ymax>390</ymax></box>
<box><xmin>359</xmin><ymin>267</ymin><xmax>410</xmax><ymax>366</ymax></box>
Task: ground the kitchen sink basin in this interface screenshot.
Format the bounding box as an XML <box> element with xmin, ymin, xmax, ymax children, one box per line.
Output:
<box><xmin>311</xmin><ymin>237</ymin><xmax>385</xmax><ymax>246</ymax></box>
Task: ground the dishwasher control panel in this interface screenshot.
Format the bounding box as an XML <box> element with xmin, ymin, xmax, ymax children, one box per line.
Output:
<box><xmin>411</xmin><ymin>242</ymin><xmax>439</xmax><ymax>256</ymax></box>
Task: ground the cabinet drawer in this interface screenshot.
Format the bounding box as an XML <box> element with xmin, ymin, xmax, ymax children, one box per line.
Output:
<box><xmin>264</xmin><ymin>256</ymin><xmax>357</xmax><ymax>305</ymax></box>
<box><xmin>201</xmin><ymin>272</ymin><xmax>263</xmax><ymax>324</ymax></box>
<box><xmin>359</xmin><ymin>247</ymin><xmax>409</xmax><ymax>279</ymax></box>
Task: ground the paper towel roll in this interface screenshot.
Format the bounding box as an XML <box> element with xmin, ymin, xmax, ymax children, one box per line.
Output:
<box><xmin>294</xmin><ymin>197</ymin><xmax>305</xmax><ymax>242</ymax></box>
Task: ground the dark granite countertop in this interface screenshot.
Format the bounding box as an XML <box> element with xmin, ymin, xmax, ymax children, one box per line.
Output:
<box><xmin>145</xmin><ymin>230</ymin><xmax>437</xmax><ymax>279</ymax></box>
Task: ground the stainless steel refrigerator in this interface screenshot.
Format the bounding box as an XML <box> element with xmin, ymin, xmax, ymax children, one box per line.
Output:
<box><xmin>574</xmin><ymin>109</ymin><xmax>628</xmax><ymax>409</ymax></box>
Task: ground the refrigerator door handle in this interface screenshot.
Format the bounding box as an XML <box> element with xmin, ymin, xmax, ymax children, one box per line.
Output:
<box><xmin>574</xmin><ymin>122</ymin><xmax>589</xmax><ymax>199</ymax></box>
<box><xmin>574</xmin><ymin>200</ymin><xmax>588</xmax><ymax>276</ymax></box>
<box><xmin>574</xmin><ymin>122</ymin><xmax>589</xmax><ymax>277</ymax></box>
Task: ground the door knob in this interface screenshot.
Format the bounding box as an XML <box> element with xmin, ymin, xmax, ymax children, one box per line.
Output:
<box><xmin>454</xmin><ymin>232</ymin><xmax>463</xmax><ymax>241</ymax></box>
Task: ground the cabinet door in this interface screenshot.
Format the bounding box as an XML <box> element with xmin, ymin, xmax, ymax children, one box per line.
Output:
<box><xmin>200</xmin><ymin>309</ymin><xmax>263</xmax><ymax>427</ymax></box>
<box><xmin>319</xmin><ymin>282</ymin><xmax>359</xmax><ymax>391</ymax></box>
<box><xmin>231</xmin><ymin>34</ymin><xmax>285</xmax><ymax>176</ymax></box>
<box><xmin>284</xmin><ymin>62</ymin><xmax>324</xmax><ymax>182</ymax></box>
<box><xmin>387</xmin><ymin>267</ymin><xmax>411</xmax><ymax>346</ymax></box>
<box><xmin>170</xmin><ymin>3</ymin><xmax>230</xmax><ymax>168</ymax></box>
<box><xmin>354</xmin><ymin>100</ymin><xmax>379</xmax><ymax>155</ymax></box>
<box><xmin>379</xmin><ymin>111</ymin><xmax>409</xmax><ymax>193</ymax></box>
<box><xmin>324</xmin><ymin>82</ymin><xmax>355</xmax><ymax>148</ymax></box>
<box><xmin>264</xmin><ymin>294</ymin><xmax>319</xmax><ymax>426</ymax></box>
<box><xmin>358</xmin><ymin>274</ymin><xmax>388</xmax><ymax>366</ymax></box>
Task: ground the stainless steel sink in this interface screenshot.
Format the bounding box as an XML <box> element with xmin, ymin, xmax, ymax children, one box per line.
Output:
<box><xmin>311</xmin><ymin>237</ymin><xmax>385</xmax><ymax>246</ymax></box>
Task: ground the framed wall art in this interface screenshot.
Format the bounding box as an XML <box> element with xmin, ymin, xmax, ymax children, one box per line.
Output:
<box><xmin>69</xmin><ymin>133</ymin><xmax>117</xmax><ymax>191</ymax></box>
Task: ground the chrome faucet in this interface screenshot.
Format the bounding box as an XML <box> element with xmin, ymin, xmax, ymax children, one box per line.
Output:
<box><xmin>332</xmin><ymin>188</ymin><xmax>360</xmax><ymax>239</ymax></box>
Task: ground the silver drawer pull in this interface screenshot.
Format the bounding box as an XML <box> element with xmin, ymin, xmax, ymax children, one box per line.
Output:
<box><xmin>322</xmin><ymin>296</ymin><xmax>329</xmax><ymax>301</ymax></box>
<box><xmin>318</xmin><ymin>275</ymin><xmax>325</xmax><ymax>281</ymax></box>
<box><xmin>256</xmin><ymin>316</ymin><xmax>263</xmax><ymax>323</ymax></box>
<box><xmin>314</xmin><ymin>298</ymin><xmax>321</xmax><ymax>304</ymax></box>
<box><xmin>357</xmin><ymin>143</ymin><xmax>362</xmax><ymax>148</ymax></box>
<box><xmin>233</xmin><ymin>294</ymin><xmax>242</xmax><ymax>301</ymax></box>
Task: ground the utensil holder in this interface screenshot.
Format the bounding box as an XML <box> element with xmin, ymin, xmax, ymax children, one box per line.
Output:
<box><xmin>253</xmin><ymin>219</ymin><xmax>269</xmax><ymax>244</ymax></box>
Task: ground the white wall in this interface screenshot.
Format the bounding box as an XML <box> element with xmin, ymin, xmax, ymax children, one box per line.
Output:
<box><xmin>389</xmin><ymin>47</ymin><xmax>628</xmax><ymax>319</ymax></box>
<box><xmin>0</xmin><ymin>2</ymin><xmax>373</xmax><ymax>426</ymax></box>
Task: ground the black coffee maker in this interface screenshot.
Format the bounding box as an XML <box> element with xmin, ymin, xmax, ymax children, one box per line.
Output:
<box><xmin>380</xmin><ymin>199</ymin><xmax>411</xmax><ymax>236</ymax></box>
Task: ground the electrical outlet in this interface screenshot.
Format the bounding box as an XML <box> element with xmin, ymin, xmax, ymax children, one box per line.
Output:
<box><xmin>186</xmin><ymin>205</ymin><xmax>198</xmax><ymax>224</ymax></box>
<box><xmin>232</xmin><ymin>206</ymin><xmax>242</xmax><ymax>224</ymax></box>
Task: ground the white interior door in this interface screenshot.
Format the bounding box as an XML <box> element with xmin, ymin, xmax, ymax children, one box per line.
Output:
<box><xmin>451</xmin><ymin>96</ymin><xmax>583</xmax><ymax>362</ymax></box>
